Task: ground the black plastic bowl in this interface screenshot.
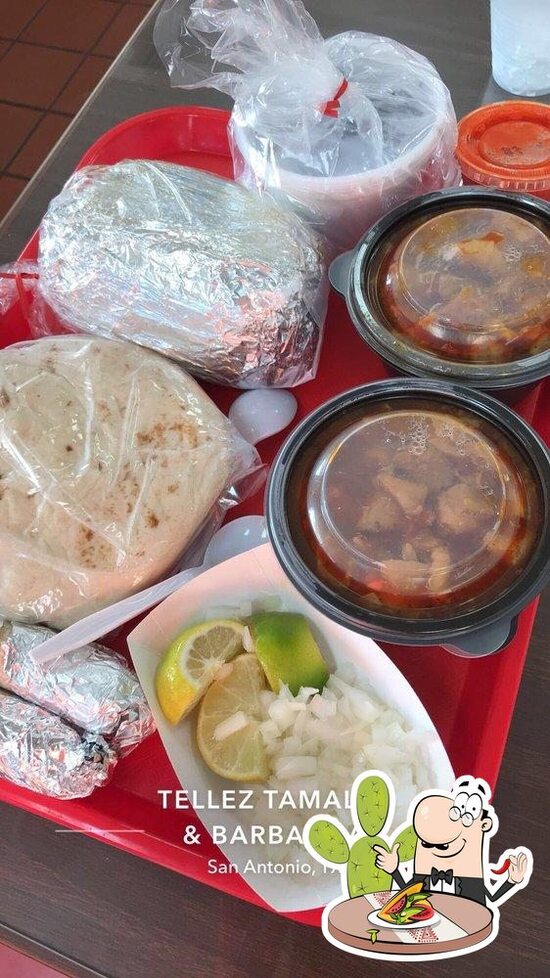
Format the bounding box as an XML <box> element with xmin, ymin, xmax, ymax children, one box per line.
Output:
<box><xmin>329</xmin><ymin>187</ymin><xmax>550</xmax><ymax>403</ymax></box>
<box><xmin>266</xmin><ymin>379</ymin><xmax>550</xmax><ymax>657</ymax></box>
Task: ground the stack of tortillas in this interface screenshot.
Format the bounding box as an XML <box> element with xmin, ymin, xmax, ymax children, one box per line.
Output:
<box><xmin>0</xmin><ymin>337</ymin><xmax>253</xmax><ymax>628</ymax></box>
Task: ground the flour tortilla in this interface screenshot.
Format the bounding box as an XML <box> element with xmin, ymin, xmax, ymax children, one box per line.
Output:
<box><xmin>0</xmin><ymin>337</ymin><xmax>248</xmax><ymax>627</ymax></box>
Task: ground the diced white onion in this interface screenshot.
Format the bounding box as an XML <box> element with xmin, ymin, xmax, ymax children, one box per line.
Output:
<box><xmin>250</xmin><ymin>664</ymin><xmax>434</xmax><ymax>839</ymax></box>
<box><xmin>242</xmin><ymin>626</ymin><xmax>255</xmax><ymax>653</ymax></box>
<box><xmin>273</xmin><ymin>756</ymin><xmax>317</xmax><ymax>779</ymax></box>
<box><xmin>213</xmin><ymin>710</ymin><xmax>249</xmax><ymax>742</ymax></box>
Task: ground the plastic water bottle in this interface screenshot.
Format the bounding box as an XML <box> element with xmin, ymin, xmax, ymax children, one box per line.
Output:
<box><xmin>490</xmin><ymin>0</ymin><xmax>550</xmax><ymax>97</ymax></box>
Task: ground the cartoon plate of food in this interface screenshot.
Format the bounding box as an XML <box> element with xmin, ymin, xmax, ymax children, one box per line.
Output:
<box><xmin>367</xmin><ymin>882</ymin><xmax>441</xmax><ymax>929</ymax></box>
<box><xmin>327</xmin><ymin>889</ymin><xmax>493</xmax><ymax>957</ymax></box>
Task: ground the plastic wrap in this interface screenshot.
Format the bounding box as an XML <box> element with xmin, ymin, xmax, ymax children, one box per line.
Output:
<box><xmin>154</xmin><ymin>0</ymin><xmax>461</xmax><ymax>254</ymax></box>
<box><xmin>0</xmin><ymin>336</ymin><xmax>262</xmax><ymax>629</ymax></box>
<box><xmin>33</xmin><ymin>160</ymin><xmax>327</xmax><ymax>388</ymax></box>
<box><xmin>0</xmin><ymin>688</ymin><xmax>116</xmax><ymax>799</ymax></box>
<box><xmin>0</xmin><ymin>620</ymin><xmax>155</xmax><ymax>753</ymax></box>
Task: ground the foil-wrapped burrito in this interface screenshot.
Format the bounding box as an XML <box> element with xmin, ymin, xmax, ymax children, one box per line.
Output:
<box><xmin>0</xmin><ymin>620</ymin><xmax>155</xmax><ymax>753</ymax></box>
<box><xmin>0</xmin><ymin>688</ymin><xmax>116</xmax><ymax>799</ymax></box>
<box><xmin>35</xmin><ymin>160</ymin><xmax>328</xmax><ymax>388</ymax></box>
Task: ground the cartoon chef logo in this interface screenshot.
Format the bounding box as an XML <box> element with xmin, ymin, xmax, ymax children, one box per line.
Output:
<box><xmin>305</xmin><ymin>771</ymin><xmax>533</xmax><ymax>962</ymax></box>
<box><xmin>376</xmin><ymin>776</ymin><xmax>530</xmax><ymax>905</ymax></box>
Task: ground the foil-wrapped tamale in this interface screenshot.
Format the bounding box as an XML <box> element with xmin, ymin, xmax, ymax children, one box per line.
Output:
<box><xmin>34</xmin><ymin>160</ymin><xmax>328</xmax><ymax>388</ymax></box>
<box><xmin>0</xmin><ymin>620</ymin><xmax>155</xmax><ymax>753</ymax></box>
<box><xmin>0</xmin><ymin>688</ymin><xmax>116</xmax><ymax>798</ymax></box>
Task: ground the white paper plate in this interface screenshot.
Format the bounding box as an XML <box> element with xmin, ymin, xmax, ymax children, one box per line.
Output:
<box><xmin>127</xmin><ymin>543</ymin><xmax>454</xmax><ymax>913</ymax></box>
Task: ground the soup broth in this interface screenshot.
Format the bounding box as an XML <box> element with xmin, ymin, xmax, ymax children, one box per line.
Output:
<box><xmin>374</xmin><ymin>207</ymin><xmax>550</xmax><ymax>364</ymax></box>
<box><xmin>288</xmin><ymin>399</ymin><xmax>542</xmax><ymax>619</ymax></box>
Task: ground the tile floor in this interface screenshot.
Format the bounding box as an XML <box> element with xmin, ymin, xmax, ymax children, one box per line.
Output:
<box><xmin>0</xmin><ymin>0</ymin><xmax>156</xmax><ymax>221</ymax></box>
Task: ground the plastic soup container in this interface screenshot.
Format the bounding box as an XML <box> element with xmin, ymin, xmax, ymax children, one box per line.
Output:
<box><xmin>266</xmin><ymin>380</ymin><xmax>550</xmax><ymax>656</ymax></box>
<box><xmin>329</xmin><ymin>188</ymin><xmax>550</xmax><ymax>402</ymax></box>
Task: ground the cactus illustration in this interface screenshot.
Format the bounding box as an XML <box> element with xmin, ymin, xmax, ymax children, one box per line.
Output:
<box><xmin>347</xmin><ymin>835</ymin><xmax>392</xmax><ymax>896</ymax></box>
<box><xmin>308</xmin><ymin>819</ymin><xmax>350</xmax><ymax>864</ymax></box>
<box><xmin>356</xmin><ymin>774</ymin><xmax>390</xmax><ymax>836</ymax></box>
<box><xmin>393</xmin><ymin>824</ymin><xmax>417</xmax><ymax>863</ymax></box>
<box><xmin>306</xmin><ymin>773</ymin><xmax>418</xmax><ymax>897</ymax></box>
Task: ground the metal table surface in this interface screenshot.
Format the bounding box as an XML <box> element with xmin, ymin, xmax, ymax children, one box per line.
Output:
<box><xmin>0</xmin><ymin>2</ymin><xmax>548</xmax><ymax>977</ymax></box>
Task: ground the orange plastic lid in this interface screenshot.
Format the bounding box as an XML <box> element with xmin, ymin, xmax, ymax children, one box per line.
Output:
<box><xmin>457</xmin><ymin>101</ymin><xmax>550</xmax><ymax>193</ymax></box>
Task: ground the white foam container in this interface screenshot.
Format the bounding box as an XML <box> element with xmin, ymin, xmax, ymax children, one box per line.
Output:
<box><xmin>232</xmin><ymin>90</ymin><xmax>460</xmax><ymax>255</ymax></box>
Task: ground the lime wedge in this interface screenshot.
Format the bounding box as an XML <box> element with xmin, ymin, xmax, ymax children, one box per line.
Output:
<box><xmin>247</xmin><ymin>612</ymin><xmax>329</xmax><ymax>694</ymax></box>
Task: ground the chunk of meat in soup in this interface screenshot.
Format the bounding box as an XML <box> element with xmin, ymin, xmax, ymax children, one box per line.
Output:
<box><xmin>457</xmin><ymin>231</ymin><xmax>506</xmax><ymax>268</ymax></box>
<box><xmin>381</xmin><ymin>559</ymin><xmax>430</xmax><ymax>593</ymax></box>
<box><xmin>357</xmin><ymin>494</ymin><xmax>401</xmax><ymax>532</ymax></box>
<box><xmin>392</xmin><ymin>447</ymin><xmax>454</xmax><ymax>491</ymax></box>
<box><xmin>483</xmin><ymin>528</ymin><xmax>512</xmax><ymax>560</ymax></box>
<box><xmin>437</xmin><ymin>482</ymin><xmax>497</xmax><ymax>534</ymax></box>
<box><xmin>383</xmin><ymin>537</ymin><xmax>451</xmax><ymax>595</ymax></box>
<box><xmin>377</xmin><ymin>471</ymin><xmax>428</xmax><ymax>515</ymax></box>
<box><xmin>428</xmin><ymin>545</ymin><xmax>451</xmax><ymax>593</ymax></box>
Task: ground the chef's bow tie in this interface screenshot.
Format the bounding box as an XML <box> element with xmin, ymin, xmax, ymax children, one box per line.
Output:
<box><xmin>431</xmin><ymin>867</ymin><xmax>454</xmax><ymax>886</ymax></box>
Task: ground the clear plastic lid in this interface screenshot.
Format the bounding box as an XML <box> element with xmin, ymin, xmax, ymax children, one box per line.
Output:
<box><xmin>302</xmin><ymin>401</ymin><xmax>541</xmax><ymax>618</ymax></box>
<box><xmin>375</xmin><ymin>206</ymin><xmax>550</xmax><ymax>365</ymax></box>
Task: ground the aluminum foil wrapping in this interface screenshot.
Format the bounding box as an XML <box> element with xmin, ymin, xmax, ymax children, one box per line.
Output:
<box><xmin>35</xmin><ymin>160</ymin><xmax>328</xmax><ymax>388</ymax></box>
<box><xmin>0</xmin><ymin>620</ymin><xmax>155</xmax><ymax>753</ymax></box>
<box><xmin>0</xmin><ymin>688</ymin><xmax>116</xmax><ymax>799</ymax></box>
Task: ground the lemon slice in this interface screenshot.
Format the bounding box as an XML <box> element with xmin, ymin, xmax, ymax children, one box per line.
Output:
<box><xmin>155</xmin><ymin>619</ymin><xmax>245</xmax><ymax>724</ymax></box>
<box><xmin>197</xmin><ymin>654</ymin><xmax>269</xmax><ymax>782</ymax></box>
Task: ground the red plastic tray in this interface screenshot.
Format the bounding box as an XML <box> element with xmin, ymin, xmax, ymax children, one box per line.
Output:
<box><xmin>1</xmin><ymin>106</ymin><xmax>548</xmax><ymax>927</ymax></box>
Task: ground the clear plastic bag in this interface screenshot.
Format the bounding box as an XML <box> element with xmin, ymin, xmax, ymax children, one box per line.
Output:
<box><xmin>155</xmin><ymin>0</ymin><xmax>461</xmax><ymax>254</ymax></box>
<box><xmin>33</xmin><ymin>160</ymin><xmax>327</xmax><ymax>389</ymax></box>
<box><xmin>0</xmin><ymin>335</ymin><xmax>263</xmax><ymax>629</ymax></box>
